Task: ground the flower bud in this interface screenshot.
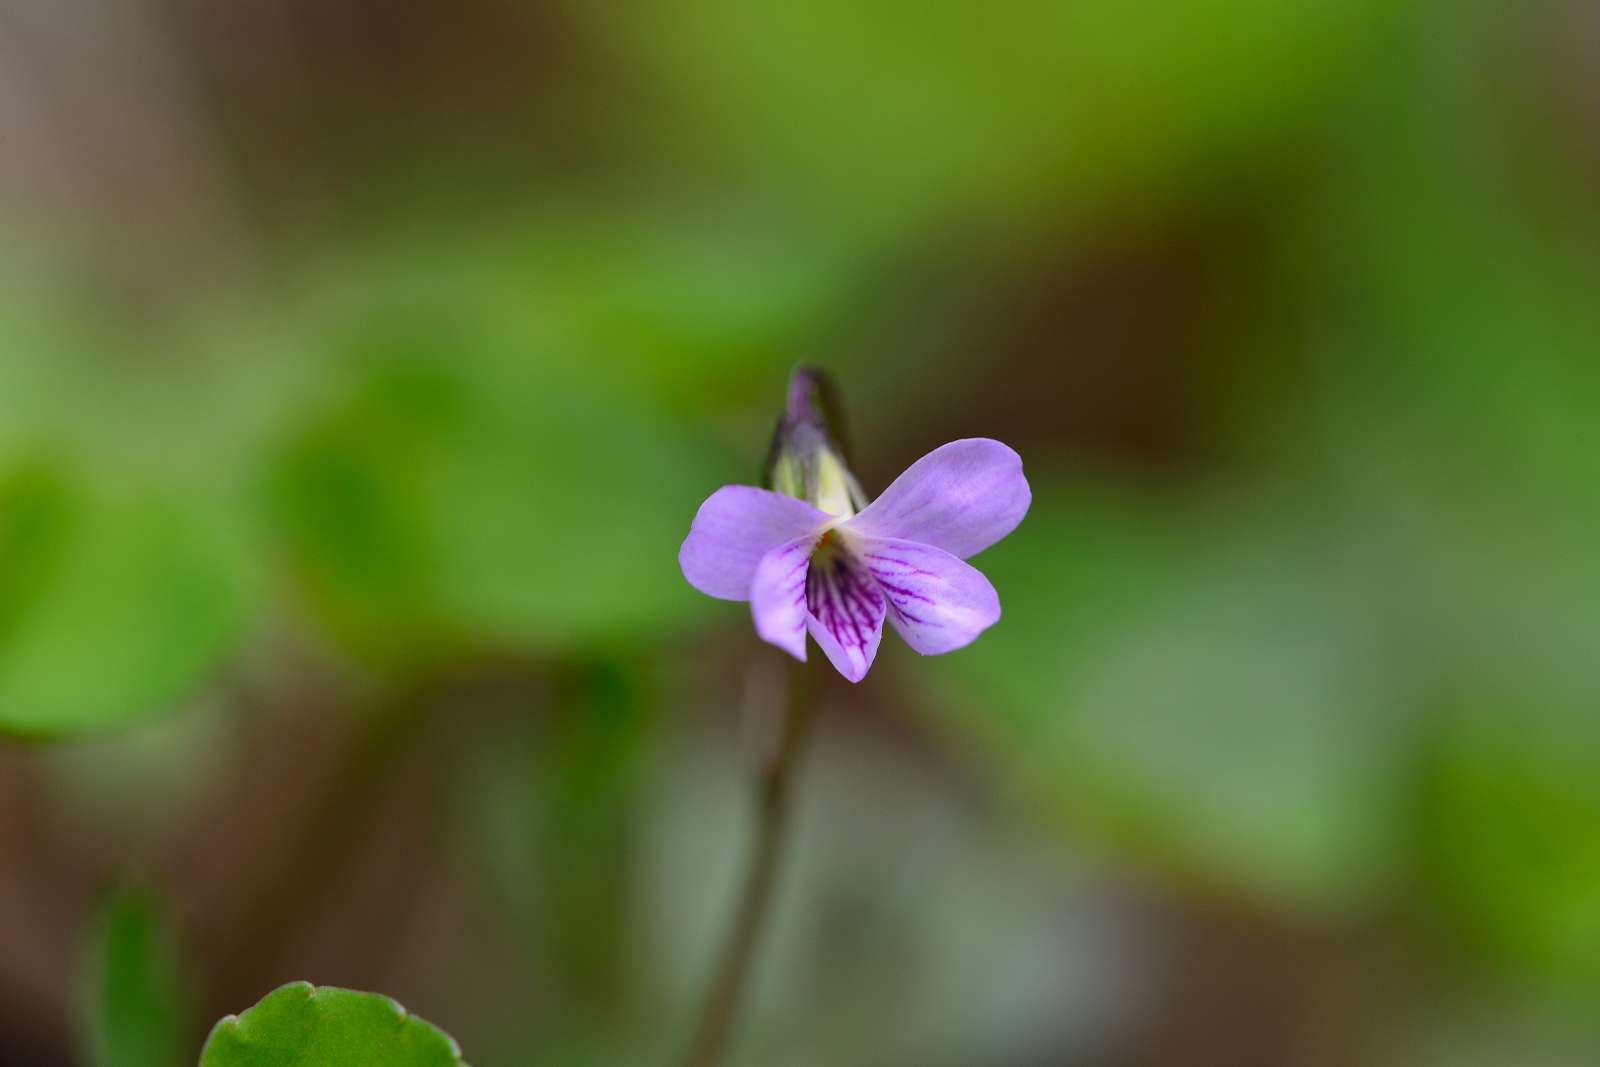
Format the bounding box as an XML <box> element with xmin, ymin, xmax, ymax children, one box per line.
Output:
<box><xmin>764</xmin><ymin>365</ymin><xmax>868</xmax><ymax>518</ymax></box>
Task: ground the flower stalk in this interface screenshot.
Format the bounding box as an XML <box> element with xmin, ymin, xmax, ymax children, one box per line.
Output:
<box><xmin>679</xmin><ymin>659</ymin><xmax>819</xmax><ymax>1067</ymax></box>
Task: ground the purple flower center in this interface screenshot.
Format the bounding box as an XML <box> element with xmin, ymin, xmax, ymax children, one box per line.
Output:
<box><xmin>804</xmin><ymin>537</ymin><xmax>878</xmax><ymax>658</ymax></box>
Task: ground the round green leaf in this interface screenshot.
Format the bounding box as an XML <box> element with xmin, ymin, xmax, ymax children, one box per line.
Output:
<box><xmin>201</xmin><ymin>983</ymin><xmax>466</xmax><ymax>1067</ymax></box>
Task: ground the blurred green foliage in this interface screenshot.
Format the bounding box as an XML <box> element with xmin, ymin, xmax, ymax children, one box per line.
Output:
<box><xmin>2</xmin><ymin>0</ymin><xmax>1599</xmax><ymax>1061</ymax></box>
<box><xmin>0</xmin><ymin>464</ymin><xmax>244</xmax><ymax>736</ymax></box>
<box><xmin>81</xmin><ymin>891</ymin><xmax>185</xmax><ymax>1067</ymax></box>
<box><xmin>930</xmin><ymin>484</ymin><xmax>1408</xmax><ymax>915</ymax></box>
<box><xmin>594</xmin><ymin>0</ymin><xmax>1396</xmax><ymax>232</ymax></box>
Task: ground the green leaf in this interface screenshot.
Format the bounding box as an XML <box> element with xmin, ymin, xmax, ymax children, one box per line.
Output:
<box><xmin>0</xmin><ymin>466</ymin><xmax>246</xmax><ymax>738</ymax></box>
<box><xmin>268</xmin><ymin>306</ymin><xmax>729</xmax><ymax>663</ymax></box>
<box><xmin>200</xmin><ymin>983</ymin><xmax>466</xmax><ymax>1067</ymax></box>
<box><xmin>82</xmin><ymin>890</ymin><xmax>185</xmax><ymax>1067</ymax></box>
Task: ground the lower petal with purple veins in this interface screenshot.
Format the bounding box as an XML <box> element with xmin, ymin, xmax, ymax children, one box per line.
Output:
<box><xmin>848</xmin><ymin>534</ymin><xmax>1000</xmax><ymax>655</ymax></box>
<box><xmin>803</xmin><ymin>536</ymin><xmax>885</xmax><ymax>682</ymax></box>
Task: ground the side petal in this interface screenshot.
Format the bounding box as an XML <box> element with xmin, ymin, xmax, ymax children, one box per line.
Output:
<box><xmin>842</xmin><ymin>439</ymin><xmax>1030</xmax><ymax>559</ymax></box>
<box><xmin>750</xmin><ymin>534</ymin><xmax>819</xmax><ymax>661</ymax></box>
<box><xmin>852</xmin><ymin>534</ymin><xmax>1000</xmax><ymax>655</ymax></box>
<box><xmin>679</xmin><ymin>486</ymin><xmax>832</xmax><ymax>601</ymax></box>
<box><xmin>804</xmin><ymin>541</ymin><xmax>886</xmax><ymax>682</ymax></box>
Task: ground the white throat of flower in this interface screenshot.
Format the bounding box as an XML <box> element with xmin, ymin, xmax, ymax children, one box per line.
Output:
<box><xmin>770</xmin><ymin>444</ymin><xmax>867</xmax><ymax>519</ymax></box>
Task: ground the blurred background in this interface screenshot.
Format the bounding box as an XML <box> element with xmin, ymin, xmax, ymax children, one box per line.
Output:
<box><xmin>1</xmin><ymin>0</ymin><xmax>1599</xmax><ymax>1063</ymax></box>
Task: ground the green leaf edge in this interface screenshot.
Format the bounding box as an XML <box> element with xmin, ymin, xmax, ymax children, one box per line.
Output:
<box><xmin>199</xmin><ymin>981</ymin><xmax>468</xmax><ymax>1067</ymax></box>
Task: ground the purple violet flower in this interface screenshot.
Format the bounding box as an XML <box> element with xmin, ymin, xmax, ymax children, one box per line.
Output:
<box><xmin>679</xmin><ymin>370</ymin><xmax>1030</xmax><ymax>682</ymax></box>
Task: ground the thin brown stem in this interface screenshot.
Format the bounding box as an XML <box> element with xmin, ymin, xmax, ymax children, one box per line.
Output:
<box><xmin>680</xmin><ymin>662</ymin><xmax>819</xmax><ymax>1067</ymax></box>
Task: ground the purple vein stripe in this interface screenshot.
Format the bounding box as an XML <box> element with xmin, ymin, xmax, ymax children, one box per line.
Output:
<box><xmin>866</xmin><ymin>553</ymin><xmax>938</xmax><ymax>577</ymax></box>
<box><xmin>806</xmin><ymin>549</ymin><xmax>883</xmax><ymax>654</ymax></box>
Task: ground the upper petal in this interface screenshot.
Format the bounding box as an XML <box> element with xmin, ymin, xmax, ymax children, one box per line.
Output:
<box><xmin>851</xmin><ymin>534</ymin><xmax>1000</xmax><ymax>655</ymax></box>
<box><xmin>804</xmin><ymin>539</ymin><xmax>886</xmax><ymax>682</ymax></box>
<box><xmin>749</xmin><ymin>533</ymin><xmax>819</xmax><ymax>662</ymax></box>
<box><xmin>842</xmin><ymin>439</ymin><xmax>1030</xmax><ymax>559</ymax></box>
<box><xmin>679</xmin><ymin>486</ymin><xmax>832</xmax><ymax>601</ymax></box>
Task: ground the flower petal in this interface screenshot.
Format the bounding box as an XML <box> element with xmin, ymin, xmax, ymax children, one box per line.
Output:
<box><xmin>679</xmin><ymin>486</ymin><xmax>832</xmax><ymax>601</ymax></box>
<box><xmin>749</xmin><ymin>534</ymin><xmax>819</xmax><ymax>661</ymax></box>
<box><xmin>804</xmin><ymin>540</ymin><xmax>885</xmax><ymax>682</ymax></box>
<box><xmin>852</xmin><ymin>535</ymin><xmax>1000</xmax><ymax>655</ymax></box>
<box><xmin>842</xmin><ymin>439</ymin><xmax>1030</xmax><ymax>559</ymax></box>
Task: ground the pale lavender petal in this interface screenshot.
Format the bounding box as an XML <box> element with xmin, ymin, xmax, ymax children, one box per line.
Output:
<box><xmin>750</xmin><ymin>533</ymin><xmax>820</xmax><ymax>661</ymax></box>
<box><xmin>680</xmin><ymin>486</ymin><xmax>832</xmax><ymax>601</ymax></box>
<box><xmin>842</xmin><ymin>439</ymin><xmax>1030</xmax><ymax>559</ymax></box>
<box><xmin>851</xmin><ymin>534</ymin><xmax>1000</xmax><ymax>655</ymax></box>
<box><xmin>804</xmin><ymin>539</ymin><xmax>886</xmax><ymax>682</ymax></box>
